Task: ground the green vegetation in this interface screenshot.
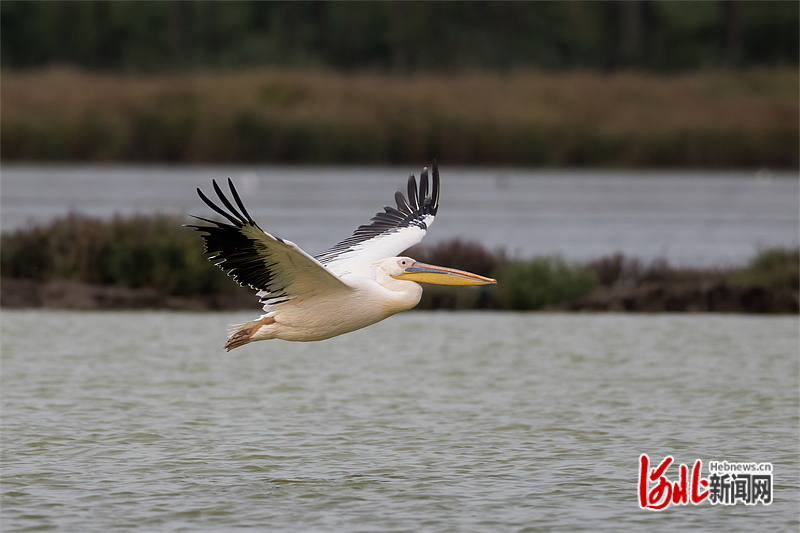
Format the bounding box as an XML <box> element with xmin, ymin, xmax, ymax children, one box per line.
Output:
<box><xmin>3</xmin><ymin>213</ymin><xmax>795</xmax><ymax>311</ymax></box>
<box><xmin>409</xmin><ymin>238</ymin><xmax>600</xmax><ymax>310</ymax></box>
<box><xmin>2</xmin><ymin>67</ymin><xmax>797</xmax><ymax>166</ymax></box>
<box><xmin>728</xmin><ymin>247</ymin><xmax>800</xmax><ymax>290</ymax></box>
<box><xmin>492</xmin><ymin>258</ymin><xmax>599</xmax><ymax>311</ymax></box>
<box><xmin>0</xmin><ymin>213</ymin><xmax>233</xmax><ymax>296</ymax></box>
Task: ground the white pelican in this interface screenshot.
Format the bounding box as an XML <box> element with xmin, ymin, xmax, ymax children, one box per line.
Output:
<box><xmin>188</xmin><ymin>162</ymin><xmax>496</xmax><ymax>350</ymax></box>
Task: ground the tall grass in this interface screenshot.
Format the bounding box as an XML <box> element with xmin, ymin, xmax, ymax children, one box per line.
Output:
<box><xmin>2</xmin><ymin>66</ymin><xmax>797</xmax><ymax>166</ymax></box>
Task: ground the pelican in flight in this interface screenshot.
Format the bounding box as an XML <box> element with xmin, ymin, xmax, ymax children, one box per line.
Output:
<box><xmin>188</xmin><ymin>162</ymin><xmax>496</xmax><ymax>350</ymax></box>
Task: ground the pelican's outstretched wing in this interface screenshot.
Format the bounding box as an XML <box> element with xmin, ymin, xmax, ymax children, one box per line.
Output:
<box><xmin>315</xmin><ymin>161</ymin><xmax>440</xmax><ymax>278</ymax></box>
<box><xmin>187</xmin><ymin>179</ymin><xmax>350</xmax><ymax>309</ymax></box>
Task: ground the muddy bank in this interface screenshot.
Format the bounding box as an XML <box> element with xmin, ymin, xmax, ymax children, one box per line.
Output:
<box><xmin>3</xmin><ymin>277</ymin><xmax>796</xmax><ymax>314</ymax></box>
<box><xmin>552</xmin><ymin>281</ymin><xmax>798</xmax><ymax>314</ymax></box>
<box><xmin>0</xmin><ymin>278</ymin><xmax>258</xmax><ymax>312</ymax></box>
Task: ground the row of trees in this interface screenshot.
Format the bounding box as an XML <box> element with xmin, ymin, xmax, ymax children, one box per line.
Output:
<box><xmin>2</xmin><ymin>1</ymin><xmax>796</xmax><ymax>73</ymax></box>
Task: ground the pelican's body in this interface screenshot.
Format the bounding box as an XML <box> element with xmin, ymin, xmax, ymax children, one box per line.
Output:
<box><xmin>243</xmin><ymin>261</ymin><xmax>421</xmax><ymax>343</ymax></box>
<box><xmin>188</xmin><ymin>162</ymin><xmax>495</xmax><ymax>349</ymax></box>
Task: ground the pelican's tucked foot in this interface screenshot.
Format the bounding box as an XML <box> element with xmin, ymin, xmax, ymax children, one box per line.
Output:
<box><xmin>224</xmin><ymin>316</ymin><xmax>276</xmax><ymax>351</ymax></box>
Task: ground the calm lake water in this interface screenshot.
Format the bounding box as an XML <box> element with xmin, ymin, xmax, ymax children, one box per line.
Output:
<box><xmin>2</xmin><ymin>311</ymin><xmax>798</xmax><ymax>532</ymax></box>
<box><xmin>2</xmin><ymin>165</ymin><xmax>798</xmax><ymax>267</ymax></box>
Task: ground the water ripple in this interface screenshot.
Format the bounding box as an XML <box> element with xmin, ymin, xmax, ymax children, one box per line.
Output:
<box><xmin>2</xmin><ymin>311</ymin><xmax>797</xmax><ymax>531</ymax></box>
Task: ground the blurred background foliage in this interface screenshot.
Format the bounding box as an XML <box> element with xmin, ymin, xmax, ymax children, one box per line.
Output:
<box><xmin>2</xmin><ymin>214</ymin><xmax>796</xmax><ymax>310</ymax></box>
<box><xmin>0</xmin><ymin>213</ymin><xmax>232</xmax><ymax>296</ymax></box>
<box><xmin>2</xmin><ymin>1</ymin><xmax>797</xmax><ymax>167</ymax></box>
<box><xmin>3</xmin><ymin>66</ymin><xmax>796</xmax><ymax>166</ymax></box>
<box><xmin>2</xmin><ymin>1</ymin><xmax>797</xmax><ymax>73</ymax></box>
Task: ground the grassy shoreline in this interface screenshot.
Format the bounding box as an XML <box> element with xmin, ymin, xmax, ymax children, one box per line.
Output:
<box><xmin>2</xmin><ymin>213</ymin><xmax>797</xmax><ymax>313</ymax></box>
<box><xmin>2</xmin><ymin>66</ymin><xmax>797</xmax><ymax>167</ymax></box>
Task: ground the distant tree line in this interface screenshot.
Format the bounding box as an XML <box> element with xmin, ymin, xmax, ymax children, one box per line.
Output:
<box><xmin>2</xmin><ymin>1</ymin><xmax>796</xmax><ymax>73</ymax></box>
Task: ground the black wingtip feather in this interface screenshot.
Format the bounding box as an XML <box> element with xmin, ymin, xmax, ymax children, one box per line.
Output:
<box><xmin>407</xmin><ymin>174</ymin><xmax>420</xmax><ymax>211</ymax></box>
<box><xmin>431</xmin><ymin>160</ymin><xmax>440</xmax><ymax>216</ymax></box>
<box><xmin>227</xmin><ymin>178</ymin><xmax>255</xmax><ymax>225</ymax></box>
<box><xmin>212</xmin><ymin>179</ymin><xmax>246</xmax><ymax>224</ymax></box>
<box><xmin>185</xmin><ymin>214</ymin><xmax>223</xmax><ymax>228</ymax></box>
<box><xmin>197</xmin><ymin>186</ymin><xmax>242</xmax><ymax>226</ymax></box>
<box><xmin>394</xmin><ymin>190</ymin><xmax>411</xmax><ymax>213</ymax></box>
<box><xmin>419</xmin><ymin>167</ymin><xmax>428</xmax><ymax>209</ymax></box>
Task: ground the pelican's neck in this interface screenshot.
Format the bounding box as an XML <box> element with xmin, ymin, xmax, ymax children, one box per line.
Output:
<box><xmin>375</xmin><ymin>270</ymin><xmax>423</xmax><ymax>314</ymax></box>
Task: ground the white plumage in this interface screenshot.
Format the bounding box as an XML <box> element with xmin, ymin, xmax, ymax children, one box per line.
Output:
<box><xmin>188</xmin><ymin>162</ymin><xmax>495</xmax><ymax>350</ymax></box>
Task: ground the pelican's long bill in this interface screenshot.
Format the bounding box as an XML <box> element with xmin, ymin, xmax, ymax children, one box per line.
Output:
<box><xmin>394</xmin><ymin>261</ymin><xmax>497</xmax><ymax>286</ymax></box>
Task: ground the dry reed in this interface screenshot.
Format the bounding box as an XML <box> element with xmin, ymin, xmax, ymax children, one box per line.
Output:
<box><xmin>2</xmin><ymin>66</ymin><xmax>797</xmax><ymax>166</ymax></box>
